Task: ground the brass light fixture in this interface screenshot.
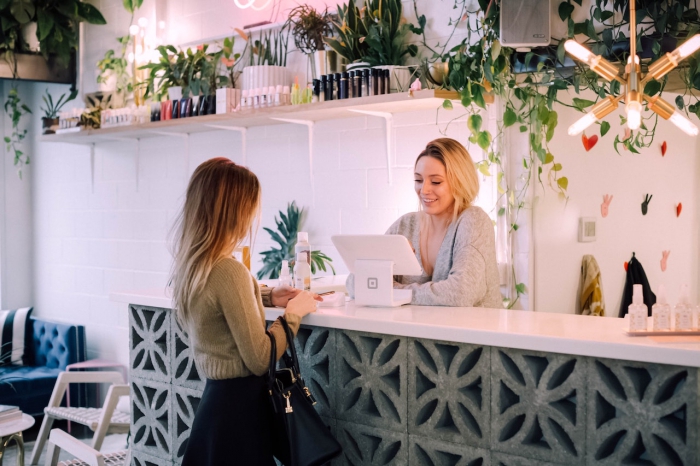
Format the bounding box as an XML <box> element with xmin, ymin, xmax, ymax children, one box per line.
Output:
<box><xmin>565</xmin><ymin>1</ymin><xmax>700</xmax><ymax>137</ymax></box>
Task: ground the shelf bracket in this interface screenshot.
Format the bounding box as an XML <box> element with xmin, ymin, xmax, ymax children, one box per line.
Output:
<box><xmin>270</xmin><ymin>118</ymin><xmax>315</xmax><ymax>184</ymax></box>
<box><xmin>204</xmin><ymin>125</ymin><xmax>248</xmax><ymax>165</ymax></box>
<box><xmin>348</xmin><ymin>109</ymin><xmax>394</xmax><ymax>185</ymax></box>
<box><xmin>89</xmin><ymin>143</ymin><xmax>95</xmax><ymax>194</ymax></box>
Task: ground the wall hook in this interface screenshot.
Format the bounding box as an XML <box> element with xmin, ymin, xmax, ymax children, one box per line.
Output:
<box><xmin>641</xmin><ymin>194</ymin><xmax>652</xmax><ymax>215</ymax></box>
<box><xmin>661</xmin><ymin>140</ymin><xmax>668</xmax><ymax>156</ymax></box>
<box><xmin>661</xmin><ymin>250</ymin><xmax>670</xmax><ymax>272</ymax></box>
<box><xmin>601</xmin><ymin>194</ymin><xmax>613</xmax><ymax>218</ymax></box>
<box><xmin>676</xmin><ymin>202</ymin><xmax>682</xmax><ymax>217</ymax></box>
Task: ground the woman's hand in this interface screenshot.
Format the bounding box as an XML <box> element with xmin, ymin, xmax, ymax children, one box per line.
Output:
<box><xmin>284</xmin><ymin>291</ymin><xmax>319</xmax><ymax>318</ymax></box>
<box><xmin>271</xmin><ymin>286</ymin><xmax>321</xmax><ymax>307</ymax></box>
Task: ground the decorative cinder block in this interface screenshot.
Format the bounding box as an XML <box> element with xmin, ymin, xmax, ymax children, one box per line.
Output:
<box><xmin>336</xmin><ymin>421</ymin><xmax>408</xmax><ymax>465</ymax></box>
<box><xmin>131</xmin><ymin>449</ymin><xmax>165</xmax><ymax>466</ymax></box>
<box><xmin>131</xmin><ymin>377</ymin><xmax>172</xmax><ymax>461</ymax></box>
<box><xmin>335</xmin><ymin>330</ymin><xmax>407</xmax><ymax>432</ymax></box>
<box><xmin>408</xmin><ymin>339</ymin><xmax>490</xmax><ymax>448</ymax></box>
<box><xmin>490</xmin><ymin>347</ymin><xmax>586</xmax><ymax>465</ymax></box>
<box><xmin>130</xmin><ymin>305</ymin><xmax>171</xmax><ymax>383</ymax></box>
<box><xmin>409</xmin><ymin>434</ymin><xmax>491</xmax><ymax>465</ymax></box>
<box><xmin>491</xmin><ymin>452</ymin><xmax>566</xmax><ymax>466</ymax></box>
<box><xmin>172</xmin><ymin>385</ymin><xmax>203</xmax><ymax>464</ymax></box>
<box><xmin>171</xmin><ymin>317</ymin><xmax>204</xmax><ymax>391</ymax></box>
<box><xmin>293</xmin><ymin>325</ymin><xmax>337</xmax><ymax>418</ymax></box>
<box><xmin>586</xmin><ymin>357</ymin><xmax>699</xmax><ymax>466</ymax></box>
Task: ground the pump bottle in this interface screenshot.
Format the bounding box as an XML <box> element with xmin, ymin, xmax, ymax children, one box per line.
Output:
<box><xmin>674</xmin><ymin>284</ymin><xmax>693</xmax><ymax>330</ymax></box>
<box><xmin>278</xmin><ymin>260</ymin><xmax>293</xmax><ymax>288</ymax></box>
<box><xmin>652</xmin><ymin>284</ymin><xmax>671</xmax><ymax>331</ymax></box>
<box><xmin>295</xmin><ymin>232</ymin><xmax>311</xmax><ymax>266</ymax></box>
<box><xmin>294</xmin><ymin>252</ymin><xmax>311</xmax><ymax>291</ymax></box>
<box><xmin>628</xmin><ymin>284</ymin><xmax>648</xmax><ymax>332</ymax></box>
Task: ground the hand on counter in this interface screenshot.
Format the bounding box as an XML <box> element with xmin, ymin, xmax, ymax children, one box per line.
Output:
<box><xmin>271</xmin><ymin>285</ymin><xmax>322</xmax><ymax>308</ymax></box>
<box><xmin>284</xmin><ymin>290</ymin><xmax>321</xmax><ymax>318</ymax></box>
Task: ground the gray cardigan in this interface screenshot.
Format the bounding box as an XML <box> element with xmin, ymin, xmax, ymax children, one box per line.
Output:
<box><xmin>347</xmin><ymin>207</ymin><xmax>503</xmax><ymax>308</ymax></box>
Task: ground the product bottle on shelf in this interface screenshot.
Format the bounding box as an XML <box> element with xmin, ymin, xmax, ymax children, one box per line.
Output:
<box><xmin>295</xmin><ymin>232</ymin><xmax>311</xmax><ymax>265</ymax></box>
<box><xmin>629</xmin><ymin>284</ymin><xmax>648</xmax><ymax>332</ymax></box>
<box><xmin>674</xmin><ymin>284</ymin><xmax>693</xmax><ymax>330</ymax></box>
<box><xmin>278</xmin><ymin>260</ymin><xmax>293</xmax><ymax>288</ymax></box>
<box><xmin>652</xmin><ymin>284</ymin><xmax>671</xmax><ymax>331</ymax></box>
<box><xmin>294</xmin><ymin>252</ymin><xmax>311</xmax><ymax>291</ymax></box>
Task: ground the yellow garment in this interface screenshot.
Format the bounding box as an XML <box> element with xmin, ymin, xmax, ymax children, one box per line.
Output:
<box><xmin>580</xmin><ymin>255</ymin><xmax>605</xmax><ymax>316</ymax></box>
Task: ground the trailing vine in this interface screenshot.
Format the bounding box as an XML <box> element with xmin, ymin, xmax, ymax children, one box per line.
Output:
<box><xmin>4</xmin><ymin>86</ymin><xmax>32</xmax><ymax>179</ymax></box>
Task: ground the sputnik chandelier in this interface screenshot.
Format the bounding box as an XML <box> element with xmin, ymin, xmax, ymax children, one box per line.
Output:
<box><xmin>565</xmin><ymin>0</ymin><xmax>700</xmax><ymax>137</ymax></box>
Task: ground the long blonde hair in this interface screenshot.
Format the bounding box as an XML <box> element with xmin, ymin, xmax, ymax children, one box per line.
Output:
<box><xmin>415</xmin><ymin>138</ymin><xmax>479</xmax><ymax>221</ymax></box>
<box><xmin>169</xmin><ymin>158</ymin><xmax>261</xmax><ymax>324</ymax></box>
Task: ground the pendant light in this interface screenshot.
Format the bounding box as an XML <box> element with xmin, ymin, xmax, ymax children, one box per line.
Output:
<box><xmin>565</xmin><ymin>1</ymin><xmax>700</xmax><ymax>137</ymax></box>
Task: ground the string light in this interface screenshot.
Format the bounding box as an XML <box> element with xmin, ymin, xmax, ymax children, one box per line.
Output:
<box><xmin>234</xmin><ymin>0</ymin><xmax>273</xmax><ymax>10</ymax></box>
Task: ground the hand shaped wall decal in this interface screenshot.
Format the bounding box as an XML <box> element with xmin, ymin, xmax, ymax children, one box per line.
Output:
<box><xmin>641</xmin><ymin>194</ymin><xmax>653</xmax><ymax>215</ymax></box>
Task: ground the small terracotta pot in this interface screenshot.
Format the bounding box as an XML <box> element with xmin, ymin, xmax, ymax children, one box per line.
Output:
<box><xmin>42</xmin><ymin>117</ymin><xmax>59</xmax><ymax>134</ymax></box>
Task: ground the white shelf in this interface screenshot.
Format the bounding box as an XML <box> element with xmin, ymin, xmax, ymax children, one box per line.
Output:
<box><xmin>41</xmin><ymin>89</ymin><xmax>460</xmax><ymax>145</ymax></box>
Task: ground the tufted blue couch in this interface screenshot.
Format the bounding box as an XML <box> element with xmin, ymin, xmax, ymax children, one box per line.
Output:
<box><xmin>0</xmin><ymin>318</ymin><xmax>87</xmax><ymax>416</ymax></box>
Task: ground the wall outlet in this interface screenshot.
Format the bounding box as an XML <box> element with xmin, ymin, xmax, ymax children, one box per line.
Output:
<box><xmin>578</xmin><ymin>217</ymin><xmax>596</xmax><ymax>242</ymax></box>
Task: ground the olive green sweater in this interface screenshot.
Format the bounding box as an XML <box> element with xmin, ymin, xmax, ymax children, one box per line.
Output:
<box><xmin>184</xmin><ymin>257</ymin><xmax>301</xmax><ymax>379</ymax></box>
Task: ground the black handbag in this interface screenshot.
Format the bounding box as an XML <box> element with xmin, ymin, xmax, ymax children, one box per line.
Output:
<box><xmin>266</xmin><ymin>317</ymin><xmax>342</xmax><ymax>466</ymax></box>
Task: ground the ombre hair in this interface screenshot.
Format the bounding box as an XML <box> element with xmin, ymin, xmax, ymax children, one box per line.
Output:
<box><xmin>415</xmin><ymin>138</ymin><xmax>479</xmax><ymax>221</ymax></box>
<box><xmin>169</xmin><ymin>158</ymin><xmax>261</xmax><ymax>325</ymax></box>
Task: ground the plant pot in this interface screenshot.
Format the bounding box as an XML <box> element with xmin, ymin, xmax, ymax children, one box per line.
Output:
<box><xmin>42</xmin><ymin>117</ymin><xmax>59</xmax><ymax>134</ymax></box>
<box><xmin>168</xmin><ymin>86</ymin><xmax>183</xmax><ymax>101</ymax></box>
<box><xmin>242</xmin><ymin>65</ymin><xmax>289</xmax><ymax>91</ymax></box>
<box><xmin>346</xmin><ymin>61</ymin><xmax>370</xmax><ymax>72</ymax></box>
<box><xmin>309</xmin><ymin>50</ymin><xmax>327</xmax><ymax>81</ymax></box>
<box><xmin>22</xmin><ymin>22</ymin><xmax>40</xmax><ymax>52</ymax></box>
<box><xmin>372</xmin><ymin>65</ymin><xmax>412</xmax><ymax>93</ymax></box>
<box><xmin>428</xmin><ymin>62</ymin><xmax>449</xmax><ymax>86</ymax></box>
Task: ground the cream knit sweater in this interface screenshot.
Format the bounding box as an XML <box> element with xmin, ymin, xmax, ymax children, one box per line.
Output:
<box><xmin>184</xmin><ymin>257</ymin><xmax>301</xmax><ymax>380</ymax></box>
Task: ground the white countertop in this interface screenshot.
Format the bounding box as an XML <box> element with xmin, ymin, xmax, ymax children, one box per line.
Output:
<box><xmin>111</xmin><ymin>288</ymin><xmax>700</xmax><ymax>368</ymax></box>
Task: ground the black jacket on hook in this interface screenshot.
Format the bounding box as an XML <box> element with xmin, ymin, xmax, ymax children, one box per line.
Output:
<box><xmin>618</xmin><ymin>252</ymin><xmax>656</xmax><ymax>317</ymax></box>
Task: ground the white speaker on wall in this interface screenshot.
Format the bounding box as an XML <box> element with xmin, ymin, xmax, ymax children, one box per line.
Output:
<box><xmin>500</xmin><ymin>0</ymin><xmax>551</xmax><ymax>48</ymax></box>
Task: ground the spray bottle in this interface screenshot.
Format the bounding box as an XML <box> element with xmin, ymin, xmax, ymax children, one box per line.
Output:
<box><xmin>652</xmin><ymin>284</ymin><xmax>671</xmax><ymax>331</ymax></box>
<box><xmin>674</xmin><ymin>284</ymin><xmax>693</xmax><ymax>330</ymax></box>
<box><xmin>278</xmin><ymin>260</ymin><xmax>293</xmax><ymax>288</ymax></box>
<box><xmin>629</xmin><ymin>284</ymin><xmax>648</xmax><ymax>332</ymax></box>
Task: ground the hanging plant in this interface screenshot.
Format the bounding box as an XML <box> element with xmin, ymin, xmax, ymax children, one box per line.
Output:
<box><xmin>4</xmin><ymin>86</ymin><xmax>31</xmax><ymax>178</ymax></box>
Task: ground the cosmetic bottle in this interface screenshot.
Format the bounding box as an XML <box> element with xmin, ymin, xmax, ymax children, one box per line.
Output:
<box><xmin>171</xmin><ymin>99</ymin><xmax>180</xmax><ymax>119</ymax></box>
<box><xmin>353</xmin><ymin>71</ymin><xmax>362</xmax><ymax>97</ymax></box>
<box><xmin>378</xmin><ymin>70</ymin><xmax>385</xmax><ymax>95</ymax></box>
<box><xmin>340</xmin><ymin>72</ymin><xmax>349</xmax><ymax>99</ymax></box>
<box><xmin>674</xmin><ymin>284</ymin><xmax>693</xmax><ymax>330</ymax></box>
<box><xmin>628</xmin><ymin>284</ymin><xmax>648</xmax><ymax>332</ymax></box>
<box><xmin>275</xmin><ymin>85</ymin><xmax>283</xmax><ymax>106</ymax></box>
<box><xmin>291</xmin><ymin>77</ymin><xmax>301</xmax><ymax>105</ymax></box>
<box><xmin>312</xmin><ymin>79</ymin><xmax>320</xmax><ymax>103</ymax></box>
<box><xmin>334</xmin><ymin>73</ymin><xmax>341</xmax><ymax>100</ymax></box>
<box><xmin>327</xmin><ymin>74</ymin><xmax>335</xmax><ymax>101</ymax></box>
<box><xmin>279</xmin><ymin>260</ymin><xmax>293</xmax><ymax>288</ymax></box>
<box><xmin>303</xmin><ymin>84</ymin><xmax>313</xmax><ymax>104</ymax></box>
<box><xmin>362</xmin><ymin>69</ymin><xmax>369</xmax><ymax>97</ymax></box>
<box><xmin>283</xmin><ymin>85</ymin><xmax>291</xmax><ymax>105</ymax></box>
<box><xmin>383</xmin><ymin>69</ymin><xmax>391</xmax><ymax>93</ymax></box>
<box><xmin>320</xmin><ymin>75</ymin><xmax>327</xmax><ymax>102</ymax></box>
<box><xmin>295</xmin><ymin>232</ymin><xmax>311</xmax><ymax>265</ymax></box>
<box><xmin>240</xmin><ymin>90</ymin><xmax>248</xmax><ymax>110</ymax></box>
<box><xmin>348</xmin><ymin>71</ymin><xmax>355</xmax><ymax>98</ymax></box>
<box><xmin>371</xmin><ymin>69</ymin><xmax>380</xmax><ymax>96</ymax></box>
<box><xmin>294</xmin><ymin>252</ymin><xmax>311</xmax><ymax>292</ymax></box>
<box><xmin>653</xmin><ymin>284</ymin><xmax>671</xmax><ymax>331</ymax></box>
<box><xmin>368</xmin><ymin>69</ymin><xmax>375</xmax><ymax>96</ymax></box>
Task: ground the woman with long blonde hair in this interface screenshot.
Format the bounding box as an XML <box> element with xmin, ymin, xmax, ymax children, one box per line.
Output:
<box><xmin>170</xmin><ymin>157</ymin><xmax>318</xmax><ymax>465</ymax></box>
<box><xmin>348</xmin><ymin>138</ymin><xmax>502</xmax><ymax>308</ymax></box>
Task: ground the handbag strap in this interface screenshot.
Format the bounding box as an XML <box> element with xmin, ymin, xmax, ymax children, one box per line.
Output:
<box><xmin>277</xmin><ymin>316</ymin><xmax>301</xmax><ymax>374</ymax></box>
<box><xmin>265</xmin><ymin>329</ymin><xmax>277</xmax><ymax>391</ymax></box>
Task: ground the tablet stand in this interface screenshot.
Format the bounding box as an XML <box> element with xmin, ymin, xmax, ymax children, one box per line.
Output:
<box><xmin>355</xmin><ymin>259</ymin><xmax>413</xmax><ymax>307</ymax></box>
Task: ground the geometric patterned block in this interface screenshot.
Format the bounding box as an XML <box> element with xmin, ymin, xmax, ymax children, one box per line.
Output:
<box><xmin>131</xmin><ymin>449</ymin><xmax>165</xmax><ymax>466</ymax></box>
<box><xmin>131</xmin><ymin>377</ymin><xmax>172</xmax><ymax>461</ymax></box>
<box><xmin>490</xmin><ymin>347</ymin><xmax>586</xmax><ymax>465</ymax></box>
<box><xmin>294</xmin><ymin>325</ymin><xmax>336</xmax><ymax>418</ymax></box>
<box><xmin>335</xmin><ymin>420</ymin><xmax>408</xmax><ymax>465</ymax></box>
<box><xmin>171</xmin><ymin>317</ymin><xmax>204</xmax><ymax>391</ymax></box>
<box><xmin>586</xmin><ymin>358</ymin><xmax>699</xmax><ymax>466</ymax></box>
<box><xmin>408</xmin><ymin>339</ymin><xmax>490</xmax><ymax>448</ymax></box>
<box><xmin>408</xmin><ymin>434</ymin><xmax>491</xmax><ymax>465</ymax></box>
<box><xmin>335</xmin><ymin>330</ymin><xmax>407</xmax><ymax>432</ymax></box>
<box><xmin>130</xmin><ymin>306</ymin><xmax>171</xmax><ymax>383</ymax></box>
<box><xmin>491</xmin><ymin>452</ymin><xmax>566</xmax><ymax>466</ymax></box>
<box><xmin>172</xmin><ymin>385</ymin><xmax>203</xmax><ymax>465</ymax></box>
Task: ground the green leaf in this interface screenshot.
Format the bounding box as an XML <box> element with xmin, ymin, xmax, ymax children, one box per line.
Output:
<box><xmin>519</xmin><ymin>125</ymin><xmax>528</xmax><ymax>133</ymax></box>
<box><xmin>3</xmin><ymin>137</ymin><xmax>9</xmax><ymax>143</ymax></box>
<box><xmin>503</xmin><ymin>107</ymin><xmax>517</xmax><ymax>127</ymax></box>
<box><xmin>477</xmin><ymin>162</ymin><xmax>491</xmax><ymax>176</ymax></box>
<box><xmin>572</xmin><ymin>98</ymin><xmax>595</xmax><ymax>110</ymax></box>
<box><xmin>557</xmin><ymin>177</ymin><xmax>569</xmax><ymax>190</ymax></box>
<box><xmin>544</xmin><ymin>153</ymin><xmax>554</xmax><ymax>164</ymax></box>
<box><xmin>552</xmin><ymin>163</ymin><xmax>563</xmax><ymax>171</ymax></box>
<box><xmin>558</xmin><ymin>1</ymin><xmax>574</xmax><ymax>21</ymax></box>
<box><xmin>10</xmin><ymin>0</ymin><xmax>34</xmax><ymax>24</ymax></box>
<box><xmin>599</xmin><ymin>120</ymin><xmax>610</xmax><ymax>136</ymax></box>
<box><xmin>468</xmin><ymin>114</ymin><xmax>483</xmax><ymax>134</ymax></box>
<box><xmin>77</xmin><ymin>2</ymin><xmax>107</xmax><ymax>24</ymax></box>
<box><xmin>644</xmin><ymin>80</ymin><xmax>661</xmax><ymax>96</ymax></box>
<box><xmin>676</xmin><ymin>95</ymin><xmax>685</xmax><ymax>110</ymax></box>
<box><xmin>600</xmin><ymin>10</ymin><xmax>614</xmax><ymax>22</ymax></box>
<box><xmin>515</xmin><ymin>283</ymin><xmax>527</xmax><ymax>294</ymax></box>
<box><xmin>442</xmin><ymin>99</ymin><xmax>453</xmax><ymax>110</ymax></box>
<box><xmin>36</xmin><ymin>9</ymin><xmax>54</xmax><ymax>41</ymax></box>
<box><xmin>476</xmin><ymin>131</ymin><xmax>492</xmax><ymax>150</ymax></box>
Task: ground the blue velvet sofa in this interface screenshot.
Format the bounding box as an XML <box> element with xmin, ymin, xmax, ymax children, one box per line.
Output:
<box><xmin>0</xmin><ymin>318</ymin><xmax>87</xmax><ymax>416</ymax></box>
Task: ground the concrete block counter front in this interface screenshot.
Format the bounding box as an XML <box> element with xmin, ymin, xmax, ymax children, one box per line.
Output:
<box><xmin>112</xmin><ymin>291</ymin><xmax>700</xmax><ymax>466</ymax></box>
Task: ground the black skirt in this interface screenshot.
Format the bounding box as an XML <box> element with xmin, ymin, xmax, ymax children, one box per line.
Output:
<box><xmin>182</xmin><ymin>375</ymin><xmax>276</xmax><ymax>466</ymax></box>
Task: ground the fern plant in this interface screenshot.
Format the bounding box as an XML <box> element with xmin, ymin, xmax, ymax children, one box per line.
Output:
<box><xmin>257</xmin><ymin>202</ymin><xmax>335</xmax><ymax>280</ymax></box>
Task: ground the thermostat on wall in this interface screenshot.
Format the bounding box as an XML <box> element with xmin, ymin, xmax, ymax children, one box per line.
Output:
<box><xmin>578</xmin><ymin>217</ymin><xmax>596</xmax><ymax>242</ymax></box>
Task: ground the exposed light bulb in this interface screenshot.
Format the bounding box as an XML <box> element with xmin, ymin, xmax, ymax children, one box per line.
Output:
<box><xmin>669</xmin><ymin>111</ymin><xmax>699</xmax><ymax>136</ymax></box>
<box><xmin>129</xmin><ymin>24</ymin><xmax>140</xmax><ymax>36</ymax></box>
<box><xmin>675</xmin><ymin>35</ymin><xmax>700</xmax><ymax>60</ymax></box>
<box><xmin>158</xmin><ymin>21</ymin><xmax>166</xmax><ymax>30</ymax></box>
<box><xmin>626</xmin><ymin>101</ymin><xmax>642</xmax><ymax>130</ymax></box>
<box><xmin>138</xmin><ymin>17</ymin><xmax>148</xmax><ymax>28</ymax></box>
<box><xmin>564</xmin><ymin>40</ymin><xmax>595</xmax><ymax>65</ymax></box>
<box><xmin>568</xmin><ymin>112</ymin><xmax>597</xmax><ymax>136</ymax></box>
<box><xmin>127</xmin><ymin>52</ymin><xmax>135</xmax><ymax>63</ymax></box>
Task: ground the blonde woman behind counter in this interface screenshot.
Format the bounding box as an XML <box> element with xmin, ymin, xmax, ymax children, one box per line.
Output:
<box><xmin>348</xmin><ymin>138</ymin><xmax>502</xmax><ymax>308</ymax></box>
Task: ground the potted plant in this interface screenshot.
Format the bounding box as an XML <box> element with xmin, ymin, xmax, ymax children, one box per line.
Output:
<box><xmin>40</xmin><ymin>88</ymin><xmax>78</xmax><ymax>134</ymax></box>
<box><xmin>325</xmin><ymin>0</ymin><xmax>370</xmax><ymax>70</ymax></box>
<box><xmin>140</xmin><ymin>45</ymin><xmax>188</xmax><ymax>102</ymax></box>
<box><xmin>285</xmin><ymin>5</ymin><xmax>333</xmax><ymax>80</ymax></box>
<box><xmin>239</xmin><ymin>26</ymin><xmax>290</xmax><ymax>91</ymax></box>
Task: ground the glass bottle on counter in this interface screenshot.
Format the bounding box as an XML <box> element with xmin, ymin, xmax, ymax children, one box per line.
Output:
<box><xmin>334</xmin><ymin>73</ymin><xmax>342</xmax><ymax>100</ymax></box>
<box><xmin>628</xmin><ymin>284</ymin><xmax>647</xmax><ymax>332</ymax></box>
<box><xmin>294</xmin><ymin>252</ymin><xmax>311</xmax><ymax>291</ymax></box>
<box><xmin>327</xmin><ymin>74</ymin><xmax>335</xmax><ymax>101</ymax></box>
<box><xmin>371</xmin><ymin>69</ymin><xmax>379</xmax><ymax>96</ymax></box>
<box><xmin>279</xmin><ymin>260</ymin><xmax>293</xmax><ymax>288</ymax></box>
<box><xmin>652</xmin><ymin>284</ymin><xmax>671</xmax><ymax>331</ymax></box>
<box><xmin>383</xmin><ymin>69</ymin><xmax>391</xmax><ymax>93</ymax></box>
<box><xmin>674</xmin><ymin>284</ymin><xmax>693</xmax><ymax>330</ymax></box>
<box><xmin>362</xmin><ymin>69</ymin><xmax>369</xmax><ymax>97</ymax></box>
<box><xmin>320</xmin><ymin>75</ymin><xmax>327</xmax><ymax>102</ymax></box>
<box><xmin>353</xmin><ymin>71</ymin><xmax>362</xmax><ymax>97</ymax></box>
<box><xmin>348</xmin><ymin>71</ymin><xmax>356</xmax><ymax>98</ymax></box>
<box><xmin>340</xmin><ymin>72</ymin><xmax>349</xmax><ymax>99</ymax></box>
<box><xmin>378</xmin><ymin>69</ymin><xmax>385</xmax><ymax>95</ymax></box>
